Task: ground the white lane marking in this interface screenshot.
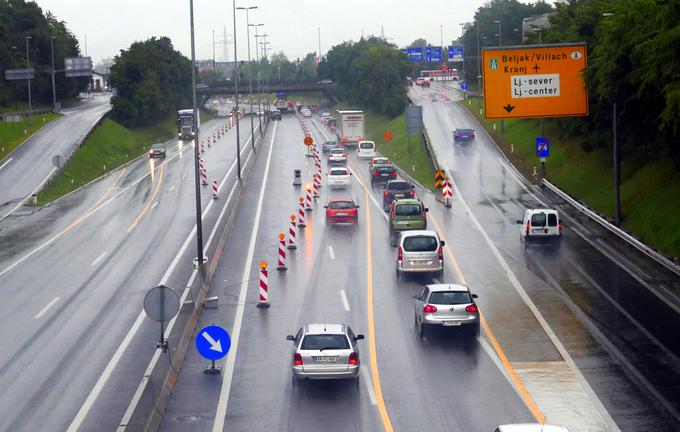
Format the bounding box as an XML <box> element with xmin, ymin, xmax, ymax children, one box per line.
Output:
<box><xmin>0</xmin><ymin>166</ymin><xmax>57</xmax><ymax>223</ymax></box>
<box><xmin>90</xmin><ymin>252</ymin><xmax>107</xmax><ymax>266</ymax></box>
<box><xmin>328</xmin><ymin>246</ymin><xmax>335</xmax><ymax>259</ymax></box>
<box><xmin>361</xmin><ymin>365</ymin><xmax>378</xmax><ymax>405</ymax></box>
<box><xmin>0</xmin><ymin>157</ymin><xmax>13</xmax><ymax>171</ymax></box>
<box><xmin>34</xmin><ymin>296</ymin><xmax>60</xmax><ymax>319</ymax></box>
<box><xmin>182</xmin><ymin>173</ymin><xmax>188</xmax><ymax>179</ymax></box>
<box><xmin>69</xmin><ymin>120</ymin><xmax>255</xmax><ymax>432</ymax></box>
<box><xmin>150</xmin><ymin>201</ymin><xmax>158</xmax><ymax>209</ymax></box>
<box><xmin>212</xmin><ymin>121</ymin><xmax>278</xmax><ymax>432</ymax></box>
<box><xmin>340</xmin><ymin>290</ymin><xmax>350</xmax><ymax>311</ymax></box>
<box><xmin>168</xmin><ymin>185</ymin><xmax>176</xmax><ymax>192</ymax></box>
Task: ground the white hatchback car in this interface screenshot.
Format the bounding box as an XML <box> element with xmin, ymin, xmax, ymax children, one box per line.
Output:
<box><xmin>327</xmin><ymin>167</ymin><xmax>352</xmax><ymax>188</ymax></box>
<box><xmin>517</xmin><ymin>209</ymin><xmax>562</xmax><ymax>245</ymax></box>
<box><xmin>357</xmin><ymin>141</ymin><xmax>376</xmax><ymax>159</ymax></box>
<box><xmin>328</xmin><ymin>147</ymin><xmax>347</xmax><ymax>164</ymax></box>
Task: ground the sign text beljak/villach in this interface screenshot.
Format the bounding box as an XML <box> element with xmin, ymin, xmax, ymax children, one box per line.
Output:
<box><xmin>500</xmin><ymin>52</ymin><xmax>568</xmax><ymax>73</ymax></box>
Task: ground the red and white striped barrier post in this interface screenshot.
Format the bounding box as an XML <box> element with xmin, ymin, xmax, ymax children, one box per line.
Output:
<box><xmin>313</xmin><ymin>178</ymin><xmax>319</xmax><ymax>199</ymax></box>
<box><xmin>201</xmin><ymin>168</ymin><xmax>208</xmax><ymax>186</ymax></box>
<box><xmin>288</xmin><ymin>215</ymin><xmax>297</xmax><ymax>249</ymax></box>
<box><xmin>200</xmin><ymin>141</ymin><xmax>205</xmax><ymax>154</ymax></box>
<box><xmin>277</xmin><ymin>233</ymin><xmax>287</xmax><ymax>271</ymax></box>
<box><xmin>305</xmin><ymin>184</ymin><xmax>313</xmax><ymax>211</ymax></box>
<box><xmin>297</xmin><ymin>197</ymin><xmax>306</xmax><ymax>227</ymax></box>
<box><xmin>211</xmin><ymin>180</ymin><xmax>219</xmax><ymax>199</ymax></box>
<box><xmin>257</xmin><ymin>261</ymin><xmax>270</xmax><ymax>308</ymax></box>
<box><xmin>442</xmin><ymin>180</ymin><xmax>453</xmax><ymax>208</ymax></box>
<box><xmin>199</xmin><ymin>158</ymin><xmax>205</xmax><ymax>172</ymax></box>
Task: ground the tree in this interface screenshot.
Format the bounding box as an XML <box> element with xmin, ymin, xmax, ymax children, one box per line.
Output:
<box><xmin>109</xmin><ymin>37</ymin><xmax>191</xmax><ymax>127</ymax></box>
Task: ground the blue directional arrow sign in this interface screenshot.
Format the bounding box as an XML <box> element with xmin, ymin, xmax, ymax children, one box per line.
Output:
<box><xmin>448</xmin><ymin>46</ymin><xmax>464</xmax><ymax>62</ymax></box>
<box><xmin>536</xmin><ymin>137</ymin><xmax>550</xmax><ymax>158</ymax></box>
<box><xmin>460</xmin><ymin>82</ymin><xmax>469</xmax><ymax>90</ymax></box>
<box><xmin>425</xmin><ymin>46</ymin><xmax>442</xmax><ymax>63</ymax></box>
<box><xmin>196</xmin><ymin>325</ymin><xmax>231</xmax><ymax>361</ymax></box>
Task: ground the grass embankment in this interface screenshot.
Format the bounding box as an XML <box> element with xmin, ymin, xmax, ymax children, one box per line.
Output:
<box><xmin>462</xmin><ymin>97</ymin><xmax>680</xmax><ymax>258</ymax></box>
<box><xmin>37</xmin><ymin>111</ymin><xmax>211</xmax><ymax>204</ymax></box>
<box><xmin>0</xmin><ymin>113</ymin><xmax>60</xmax><ymax>160</ymax></box>
<box><xmin>287</xmin><ymin>92</ymin><xmax>330</xmax><ymax>106</ymax></box>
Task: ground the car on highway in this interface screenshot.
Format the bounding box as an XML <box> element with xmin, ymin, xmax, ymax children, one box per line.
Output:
<box><xmin>369</xmin><ymin>156</ymin><xmax>391</xmax><ymax>171</ymax></box>
<box><xmin>517</xmin><ymin>209</ymin><xmax>562</xmax><ymax>246</ymax></box>
<box><xmin>370</xmin><ymin>164</ymin><xmax>396</xmax><ymax>185</ymax></box>
<box><xmin>389</xmin><ymin>198</ymin><xmax>428</xmax><ymax>246</ymax></box>
<box><xmin>301</xmin><ymin>107</ymin><xmax>312</xmax><ymax>117</ymax></box>
<box><xmin>321</xmin><ymin>111</ymin><xmax>331</xmax><ymax>119</ymax></box>
<box><xmin>453</xmin><ymin>128</ymin><xmax>475</xmax><ymax>142</ymax></box>
<box><xmin>495</xmin><ymin>425</ymin><xmax>571</xmax><ymax>432</ymax></box>
<box><xmin>382</xmin><ymin>180</ymin><xmax>414</xmax><ymax>211</ymax></box>
<box><xmin>271</xmin><ymin>110</ymin><xmax>282</xmax><ymax>120</ymax></box>
<box><xmin>286</xmin><ymin>323</ymin><xmax>364</xmax><ymax>382</ymax></box>
<box><xmin>149</xmin><ymin>143</ymin><xmax>166</xmax><ymax>158</ymax></box>
<box><xmin>328</xmin><ymin>147</ymin><xmax>347</xmax><ymax>164</ymax></box>
<box><xmin>357</xmin><ymin>140</ymin><xmax>376</xmax><ymax>159</ymax></box>
<box><xmin>324</xmin><ymin>199</ymin><xmax>359</xmax><ymax>224</ymax></box>
<box><xmin>326</xmin><ymin>167</ymin><xmax>352</xmax><ymax>188</ymax></box>
<box><xmin>415</xmin><ymin>77</ymin><xmax>430</xmax><ymax>87</ymax></box>
<box><xmin>322</xmin><ymin>139</ymin><xmax>339</xmax><ymax>153</ymax></box>
<box><xmin>414</xmin><ymin>284</ymin><xmax>479</xmax><ymax>338</ymax></box>
<box><xmin>396</xmin><ymin>230</ymin><xmax>444</xmax><ymax>279</ymax></box>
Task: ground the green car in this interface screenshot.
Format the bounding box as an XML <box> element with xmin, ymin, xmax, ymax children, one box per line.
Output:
<box><xmin>389</xmin><ymin>198</ymin><xmax>428</xmax><ymax>246</ymax></box>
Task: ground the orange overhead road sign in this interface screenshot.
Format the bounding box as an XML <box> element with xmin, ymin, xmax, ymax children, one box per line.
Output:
<box><xmin>482</xmin><ymin>43</ymin><xmax>588</xmax><ymax>119</ymax></box>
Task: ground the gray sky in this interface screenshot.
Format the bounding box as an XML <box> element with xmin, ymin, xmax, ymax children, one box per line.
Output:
<box><xmin>35</xmin><ymin>0</ymin><xmax>540</xmax><ymax>64</ymax></box>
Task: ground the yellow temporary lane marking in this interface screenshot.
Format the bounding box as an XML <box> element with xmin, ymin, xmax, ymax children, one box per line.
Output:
<box><xmin>364</xmin><ymin>186</ymin><xmax>395</xmax><ymax>432</ymax></box>
<box><xmin>57</xmin><ymin>167</ymin><xmax>128</xmax><ymax>237</ymax></box>
<box><xmin>127</xmin><ymin>164</ymin><xmax>165</xmax><ymax>232</ymax></box>
<box><xmin>428</xmin><ymin>213</ymin><xmax>544</xmax><ymax>422</ymax></box>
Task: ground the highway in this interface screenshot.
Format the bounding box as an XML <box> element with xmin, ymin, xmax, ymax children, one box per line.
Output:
<box><xmin>0</xmin><ymin>94</ymin><xmax>112</xmax><ymax>222</ymax></box>
<box><xmin>0</xmin><ymin>114</ymin><xmax>260</xmax><ymax>431</ymax></box>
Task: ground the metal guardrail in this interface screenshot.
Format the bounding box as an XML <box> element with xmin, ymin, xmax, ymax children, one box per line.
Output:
<box><xmin>420</xmin><ymin>128</ymin><xmax>441</xmax><ymax>173</ymax></box>
<box><xmin>542</xmin><ymin>179</ymin><xmax>680</xmax><ymax>277</ymax></box>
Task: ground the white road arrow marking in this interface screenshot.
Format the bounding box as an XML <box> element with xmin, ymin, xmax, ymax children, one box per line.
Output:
<box><xmin>202</xmin><ymin>331</ymin><xmax>223</xmax><ymax>352</ymax></box>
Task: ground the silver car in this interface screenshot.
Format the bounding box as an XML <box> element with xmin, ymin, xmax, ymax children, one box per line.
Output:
<box><xmin>396</xmin><ymin>230</ymin><xmax>444</xmax><ymax>279</ymax></box>
<box><xmin>286</xmin><ymin>323</ymin><xmax>364</xmax><ymax>382</ymax></box>
<box><xmin>414</xmin><ymin>284</ymin><xmax>480</xmax><ymax>338</ymax></box>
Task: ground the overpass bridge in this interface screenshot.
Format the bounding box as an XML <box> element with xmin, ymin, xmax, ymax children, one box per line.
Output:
<box><xmin>197</xmin><ymin>80</ymin><xmax>336</xmax><ymax>102</ymax></box>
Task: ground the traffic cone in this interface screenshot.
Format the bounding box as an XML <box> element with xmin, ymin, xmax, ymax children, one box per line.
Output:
<box><xmin>257</xmin><ymin>261</ymin><xmax>270</xmax><ymax>308</ymax></box>
<box><xmin>277</xmin><ymin>233</ymin><xmax>287</xmax><ymax>271</ymax></box>
<box><xmin>297</xmin><ymin>197</ymin><xmax>306</xmax><ymax>227</ymax></box>
<box><xmin>288</xmin><ymin>215</ymin><xmax>297</xmax><ymax>249</ymax></box>
<box><xmin>211</xmin><ymin>180</ymin><xmax>219</xmax><ymax>199</ymax></box>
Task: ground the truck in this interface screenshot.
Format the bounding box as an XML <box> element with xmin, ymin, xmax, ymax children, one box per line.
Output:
<box><xmin>275</xmin><ymin>98</ymin><xmax>288</xmax><ymax>113</ymax></box>
<box><xmin>177</xmin><ymin>109</ymin><xmax>200</xmax><ymax>140</ymax></box>
<box><xmin>336</xmin><ymin>110</ymin><xmax>365</xmax><ymax>147</ymax></box>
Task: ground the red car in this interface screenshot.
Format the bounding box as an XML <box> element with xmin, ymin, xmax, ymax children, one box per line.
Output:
<box><xmin>325</xmin><ymin>199</ymin><xmax>360</xmax><ymax>224</ymax></box>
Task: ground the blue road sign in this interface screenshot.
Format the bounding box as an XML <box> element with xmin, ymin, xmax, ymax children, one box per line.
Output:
<box><xmin>448</xmin><ymin>46</ymin><xmax>464</xmax><ymax>62</ymax></box>
<box><xmin>460</xmin><ymin>82</ymin><xmax>469</xmax><ymax>90</ymax></box>
<box><xmin>536</xmin><ymin>137</ymin><xmax>550</xmax><ymax>158</ymax></box>
<box><xmin>196</xmin><ymin>325</ymin><xmax>231</xmax><ymax>361</ymax></box>
<box><xmin>276</xmin><ymin>91</ymin><xmax>285</xmax><ymax>98</ymax></box>
<box><xmin>425</xmin><ymin>46</ymin><xmax>442</xmax><ymax>63</ymax></box>
<box><xmin>404</xmin><ymin>47</ymin><xmax>423</xmax><ymax>63</ymax></box>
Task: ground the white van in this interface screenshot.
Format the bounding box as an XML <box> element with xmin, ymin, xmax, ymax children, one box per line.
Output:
<box><xmin>517</xmin><ymin>209</ymin><xmax>562</xmax><ymax>244</ymax></box>
<box><xmin>357</xmin><ymin>141</ymin><xmax>376</xmax><ymax>159</ymax></box>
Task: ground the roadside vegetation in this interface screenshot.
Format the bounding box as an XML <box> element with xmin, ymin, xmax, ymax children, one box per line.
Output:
<box><xmin>462</xmin><ymin>97</ymin><xmax>680</xmax><ymax>258</ymax></box>
<box><xmin>0</xmin><ymin>113</ymin><xmax>60</xmax><ymax>160</ymax></box>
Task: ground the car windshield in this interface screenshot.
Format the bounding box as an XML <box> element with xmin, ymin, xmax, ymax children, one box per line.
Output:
<box><xmin>151</xmin><ymin>144</ymin><xmax>164</xmax><ymax>149</ymax></box>
<box><xmin>330</xmin><ymin>149</ymin><xmax>344</xmax><ymax>154</ymax></box>
<box><xmin>324</xmin><ymin>141</ymin><xmax>338</xmax><ymax>147</ymax></box>
<box><xmin>329</xmin><ymin>169</ymin><xmax>347</xmax><ymax>176</ymax></box>
<box><xmin>428</xmin><ymin>291</ymin><xmax>472</xmax><ymax>305</ymax></box>
<box><xmin>329</xmin><ymin>201</ymin><xmax>354</xmax><ymax>209</ymax></box>
<box><xmin>360</xmin><ymin>142</ymin><xmax>374</xmax><ymax>149</ymax></box>
<box><xmin>457</xmin><ymin>129</ymin><xmax>473</xmax><ymax>134</ymax></box>
<box><xmin>388</xmin><ymin>182</ymin><xmax>411</xmax><ymax>191</ymax></box>
<box><xmin>531</xmin><ymin>213</ymin><xmax>547</xmax><ymax>227</ymax></box>
<box><xmin>301</xmin><ymin>334</ymin><xmax>349</xmax><ymax>350</ymax></box>
<box><xmin>395</xmin><ymin>204</ymin><xmax>421</xmax><ymax>216</ymax></box>
<box><xmin>403</xmin><ymin>236</ymin><xmax>438</xmax><ymax>252</ymax></box>
<box><xmin>373</xmin><ymin>159</ymin><xmax>388</xmax><ymax>164</ymax></box>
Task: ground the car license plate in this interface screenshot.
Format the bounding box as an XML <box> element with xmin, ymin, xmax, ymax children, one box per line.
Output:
<box><xmin>442</xmin><ymin>321</ymin><xmax>461</xmax><ymax>326</ymax></box>
<box><xmin>314</xmin><ymin>356</ymin><xmax>338</xmax><ymax>363</ymax></box>
<box><xmin>394</xmin><ymin>194</ymin><xmax>404</xmax><ymax>198</ymax></box>
<box><xmin>337</xmin><ymin>212</ymin><xmax>349</xmax><ymax>216</ymax></box>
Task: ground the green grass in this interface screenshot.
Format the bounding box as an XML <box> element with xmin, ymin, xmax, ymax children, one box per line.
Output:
<box><xmin>0</xmin><ymin>102</ymin><xmax>52</xmax><ymax>114</ymax></box>
<box><xmin>461</xmin><ymin>97</ymin><xmax>680</xmax><ymax>258</ymax></box>
<box><xmin>37</xmin><ymin>111</ymin><xmax>212</xmax><ymax>204</ymax></box>
<box><xmin>0</xmin><ymin>113</ymin><xmax>60</xmax><ymax>160</ymax></box>
<box><xmin>286</xmin><ymin>92</ymin><xmax>331</xmax><ymax>106</ymax></box>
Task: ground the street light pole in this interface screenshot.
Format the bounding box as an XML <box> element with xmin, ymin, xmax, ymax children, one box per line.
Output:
<box><xmin>237</xmin><ymin>6</ymin><xmax>258</xmax><ymax>151</ymax></box>
<box><xmin>189</xmin><ymin>0</ymin><xmax>205</xmax><ymax>266</ymax></box>
<box><xmin>252</xmin><ymin>25</ymin><xmax>264</xmax><ymax>137</ymax></box>
<box><xmin>613</xmin><ymin>102</ymin><xmax>621</xmax><ymax>226</ymax></box>
<box><xmin>50</xmin><ymin>36</ymin><xmax>57</xmax><ymax>112</ymax></box>
<box><xmin>494</xmin><ymin>20</ymin><xmax>504</xmax><ymax>132</ymax></box>
<box><xmin>440</xmin><ymin>24</ymin><xmax>443</xmax><ymax>67</ymax></box>
<box><xmin>232</xmin><ymin>0</ymin><xmax>241</xmax><ymax>180</ymax></box>
<box><xmin>476</xmin><ymin>21</ymin><xmax>481</xmax><ymax>97</ymax></box>
<box><xmin>25</xmin><ymin>36</ymin><xmax>32</xmax><ymax>127</ymax></box>
<box><xmin>212</xmin><ymin>29</ymin><xmax>216</xmax><ymax>82</ymax></box>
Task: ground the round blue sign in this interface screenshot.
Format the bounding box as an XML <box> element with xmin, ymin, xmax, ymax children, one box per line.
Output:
<box><xmin>196</xmin><ymin>325</ymin><xmax>231</xmax><ymax>361</ymax></box>
<box><xmin>460</xmin><ymin>82</ymin><xmax>469</xmax><ymax>90</ymax></box>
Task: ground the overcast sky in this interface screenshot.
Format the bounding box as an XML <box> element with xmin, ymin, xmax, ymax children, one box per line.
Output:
<box><xmin>35</xmin><ymin>0</ymin><xmax>544</xmax><ymax>64</ymax></box>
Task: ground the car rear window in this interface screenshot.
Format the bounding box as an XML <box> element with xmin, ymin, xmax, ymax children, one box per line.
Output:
<box><xmin>531</xmin><ymin>213</ymin><xmax>546</xmax><ymax>227</ymax></box>
<box><xmin>547</xmin><ymin>213</ymin><xmax>558</xmax><ymax>226</ymax></box>
<box><xmin>457</xmin><ymin>129</ymin><xmax>473</xmax><ymax>134</ymax></box>
<box><xmin>395</xmin><ymin>204</ymin><xmax>421</xmax><ymax>216</ymax></box>
<box><xmin>403</xmin><ymin>235</ymin><xmax>438</xmax><ymax>252</ymax></box>
<box><xmin>360</xmin><ymin>142</ymin><xmax>374</xmax><ymax>149</ymax></box>
<box><xmin>330</xmin><ymin>149</ymin><xmax>344</xmax><ymax>154</ymax></box>
<box><xmin>376</xmin><ymin>166</ymin><xmax>393</xmax><ymax>173</ymax></box>
<box><xmin>388</xmin><ymin>181</ymin><xmax>411</xmax><ymax>191</ymax></box>
<box><xmin>428</xmin><ymin>291</ymin><xmax>472</xmax><ymax>305</ymax></box>
<box><xmin>329</xmin><ymin>201</ymin><xmax>353</xmax><ymax>209</ymax></box>
<box><xmin>301</xmin><ymin>334</ymin><xmax>349</xmax><ymax>350</ymax></box>
<box><xmin>330</xmin><ymin>169</ymin><xmax>348</xmax><ymax>176</ymax></box>
<box><xmin>324</xmin><ymin>141</ymin><xmax>338</xmax><ymax>146</ymax></box>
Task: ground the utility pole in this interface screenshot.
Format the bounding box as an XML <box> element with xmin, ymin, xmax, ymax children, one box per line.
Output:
<box><xmin>613</xmin><ymin>102</ymin><xmax>621</xmax><ymax>226</ymax></box>
<box><xmin>232</xmin><ymin>0</ymin><xmax>241</xmax><ymax>180</ymax></box>
<box><xmin>477</xmin><ymin>20</ymin><xmax>481</xmax><ymax>97</ymax></box>
<box><xmin>212</xmin><ymin>30</ymin><xmax>216</xmax><ymax>82</ymax></box>
<box><xmin>494</xmin><ymin>20</ymin><xmax>504</xmax><ymax>133</ymax></box>
<box><xmin>318</xmin><ymin>27</ymin><xmax>321</xmax><ymax>63</ymax></box>
<box><xmin>50</xmin><ymin>36</ymin><xmax>57</xmax><ymax>112</ymax></box>
<box><xmin>26</xmin><ymin>36</ymin><xmax>32</xmax><ymax>127</ymax></box>
<box><xmin>237</xmin><ymin>5</ymin><xmax>258</xmax><ymax>151</ymax></box>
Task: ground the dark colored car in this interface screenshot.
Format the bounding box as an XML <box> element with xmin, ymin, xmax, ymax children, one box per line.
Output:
<box><xmin>324</xmin><ymin>199</ymin><xmax>359</xmax><ymax>224</ymax></box>
<box><xmin>453</xmin><ymin>128</ymin><xmax>475</xmax><ymax>142</ymax></box>
<box><xmin>271</xmin><ymin>110</ymin><xmax>282</xmax><ymax>120</ymax></box>
<box><xmin>382</xmin><ymin>180</ymin><xmax>414</xmax><ymax>212</ymax></box>
<box><xmin>322</xmin><ymin>140</ymin><xmax>339</xmax><ymax>153</ymax></box>
<box><xmin>149</xmin><ymin>143</ymin><xmax>166</xmax><ymax>158</ymax></box>
<box><xmin>370</xmin><ymin>164</ymin><xmax>397</xmax><ymax>185</ymax></box>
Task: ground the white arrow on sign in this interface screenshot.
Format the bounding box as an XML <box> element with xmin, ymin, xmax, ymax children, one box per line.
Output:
<box><xmin>202</xmin><ymin>330</ymin><xmax>223</xmax><ymax>352</ymax></box>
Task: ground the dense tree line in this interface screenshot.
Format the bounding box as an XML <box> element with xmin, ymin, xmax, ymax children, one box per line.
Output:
<box><xmin>0</xmin><ymin>0</ymin><xmax>86</xmax><ymax>109</ymax></box>
<box><xmin>319</xmin><ymin>37</ymin><xmax>410</xmax><ymax>117</ymax></box>
<box><xmin>109</xmin><ymin>37</ymin><xmax>192</xmax><ymax>128</ymax></box>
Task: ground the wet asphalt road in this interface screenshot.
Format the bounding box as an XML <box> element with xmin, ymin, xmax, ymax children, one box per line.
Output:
<box><xmin>0</xmin><ymin>94</ymin><xmax>112</xmax><ymax>221</ymax></box>
<box><xmin>0</xmin><ymin>115</ymin><xmax>259</xmax><ymax>431</ymax></box>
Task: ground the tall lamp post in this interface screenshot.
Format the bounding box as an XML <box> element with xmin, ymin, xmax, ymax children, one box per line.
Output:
<box><xmin>260</xmin><ymin>36</ymin><xmax>270</xmax><ymax>120</ymax></box>
<box><xmin>25</xmin><ymin>36</ymin><xmax>32</xmax><ymax>127</ymax></box>
<box><xmin>250</xmin><ymin>23</ymin><xmax>264</xmax><ymax>137</ymax></box>
<box><xmin>237</xmin><ymin>5</ymin><xmax>258</xmax><ymax>151</ymax></box>
<box><xmin>232</xmin><ymin>0</ymin><xmax>241</xmax><ymax>180</ymax></box>
<box><xmin>494</xmin><ymin>20</ymin><xmax>504</xmax><ymax>132</ymax></box>
<box><xmin>50</xmin><ymin>36</ymin><xmax>57</xmax><ymax>111</ymax></box>
<box><xmin>602</xmin><ymin>12</ymin><xmax>621</xmax><ymax>225</ymax></box>
<box><xmin>458</xmin><ymin>22</ymin><xmax>466</xmax><ymax>83</ymax></box>
<box><xmin>189</xmin><ymin>0</ymin><xmax>205</xmax><ymax>266</ymax></box>
<box><xmin>476</xmin><ymin>21</ymin><xmax>481</xmax><ymax>97</ymax></box>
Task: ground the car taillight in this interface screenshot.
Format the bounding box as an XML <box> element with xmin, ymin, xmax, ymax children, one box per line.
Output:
<box><xmin>422</xmin><ymin>212</ymin><xmax>427</xmax><ymax>219</ymax></box>
<box><xmin>293</xmin><ymin>353</ymin><xmax>303</xmax><ymax>366</ymax></box>
<box><xmin>397</xmin><ymin>246</ymin><xmax>403</xmax><ymax>261</ymax></box>
<box><xmin>525</xmin><ymin>222</ymin><xmax>530</xmax><ymax>235</ymax></box>
<box><xmin>438</xmin><ymin>246</ymin><xmax>443</xmax><ymax>261</ymax></box>
<box><xmin>390</xmin><ymin>212</ymin><xmax>395</xmax><ymax>220</ymax></box>
<box><xmin>455</xmin><ymin>134</ymin><xmax>460</xmax><ymax>139</ymax></box>
<box><xmin>373</xmin><ymin>171</ymin><xmax>380</xmax><ymax>177</ymax></box>
<box><xmin>410</xmin><ymin>190</ymin><xmax>414</xmax><ymax>197</ymax></box>
<box><xmin>465</xmin><ymin>304</ymin><xmax>478</xmax><ymax>313</ymax></box>
<box><xmin>558</xmin><ymin>223</ymin><xmax>563</xmax><ymax>232</ymax></box>
<box><xmin>423</xmin><ymin>304</ymin><xmax>437</xmax><ymax>313</ymax></box>
<box><xmin>470</xmin><ymin>132</ymin><xmax>475</xmax><ymax>137</ymax></box>
<box><xmin>348</xmin><ymin>352</ymin><xmax>358</xmax><ymax>365</ymax></box>
<box><xmin>383</xmin><ymin>191</ymin><xmax>388</xmax><ymax>197</ymax></box>
<box><xmin>390</xmin><ymin>171</ymin><xmax>396</xmax><ymax>176</ymax></box>
<box><xmin>342</xmin><ymin>153</ymin><xmax>346</xmax><ymax>157</ymax></box>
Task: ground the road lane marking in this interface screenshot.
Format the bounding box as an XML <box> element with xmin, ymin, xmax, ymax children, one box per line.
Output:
<box><xmin>340</xmin><ymin>290</ymin><xmax>350</xmax><ymax>311</ymax></box>
<box><xmin>361</xmin><ymin>365</ymin><xmax>378</xmax><ymax>405</ymax></box>
<box><xmin>127</xmin><ymin>164</ymin><xmax>165</xmax><ymax>232</ymax></box>
<box><xmin>90</xmin><ymin>252</ymin><xmax>107</xmax><ymax>266</ymax></box>
<box><xmin>150</xmin><ymin>201</ymin><xmax>158</xmax><ymax>209</ymax></box>
<box><xmin>0</xmin><ymin>157</ymin><xmax>13</xmax><ymax>171</ymax></box>
<box><xmin>0</xmin><ymin>166</ymin><xmax>56</xmax><ymax>223</ymax></box>
<box><xmin>328</xmin><ymin>246</ymin><xmax>335</xmax><ymax>259</ymax></box>
<box><xmin>212</xmin><ymin>121</ymin><xmax>277</xmax><ymax>432</ymax></box>
<box><xmin>168</xmin><ymin>185</ymin><xmax>175</xmax><ymax>192</ymax></box>
<box><xmin>34</xmin><ymin>296</ymin><xmax>60</xmax><ymax>319</ymax></box>
<box><xmin>364</xmin><ymin>186</ymin><xmax>395</xmax><ymax>432</ymax></box>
